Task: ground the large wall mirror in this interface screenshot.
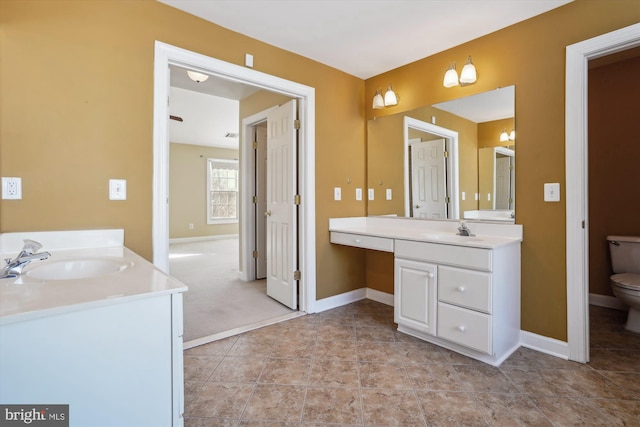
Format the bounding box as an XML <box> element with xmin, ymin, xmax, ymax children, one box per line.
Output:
<box><xmin>367</xmin><ymin>85</ymin><xmax>515</xmax><ymax>222</ymax></box>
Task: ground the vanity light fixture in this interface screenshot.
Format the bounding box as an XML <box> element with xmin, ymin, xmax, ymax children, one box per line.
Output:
<box><xmin>500</xmin><ymin>128</ymin><xmax>515</xmax><ymax>142</ymax></box>
<box><xmin>459</xmin><ymin>56</ymin><xmax>477</xmax><ymax>84</ymax></box>
<box><xmin>443</xmin><ymin>62</ymin><xmax>459</xmax><ymax>88</ymax></box>
<box><xmin>373</xmin><ymin>84</ymin><xmax>398</xmax><ymax>109</ymax></box>
<box><xmin>443</xmin><ymin>56</ymin><xmax>478</xmax><ymax>87</ymax></box>
<box><xmin>187</xmin><ymin>70</ymin><xmax>209</xmax><ymax>83</ymax></box>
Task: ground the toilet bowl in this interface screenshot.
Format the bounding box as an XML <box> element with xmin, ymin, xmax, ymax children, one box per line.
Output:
<box><xmin>607</xmin><ymin>235</ymin><xmax>640</xmax><ymax>333</ymax></box>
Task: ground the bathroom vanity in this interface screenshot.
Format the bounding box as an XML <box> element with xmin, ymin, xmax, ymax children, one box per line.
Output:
<box><xmin>330</xmin><ymin>216</ymin><xmax>522</xmax><ymax>366</ymax></box>
<box><xmin>0</xmin><ymin>230</ymin><xmax>187</xmax><ymax>427</ymax></box>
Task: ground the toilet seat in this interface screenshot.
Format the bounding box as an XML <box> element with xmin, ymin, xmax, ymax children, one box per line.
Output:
<box><xmin>611</xmin><ymin>273</ymin><xmax>640</xmax><ymax>291</ymax></box>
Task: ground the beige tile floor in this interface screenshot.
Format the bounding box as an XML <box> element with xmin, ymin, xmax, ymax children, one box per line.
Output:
<box><xmin>183</xmin><ymin>301</ymin><xmax>640</xmax><ymax>426</ymax></box>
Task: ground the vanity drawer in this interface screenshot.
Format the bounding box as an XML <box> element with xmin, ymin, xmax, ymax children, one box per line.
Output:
<box><xmin>437</xmin><ymin>302</ymin><xmax>492</xmax><ymax>354</ymax></box>
<box><xmin>438</xmin><ymin>266</ymin><xmax>492</xmax><ymax>313</ymax></box>
<box><xmin>395</xmin><ymin>240</ymin><xmax>492</xmax><ymax>271</ymax></box>
<box><xmin>330</xmin><ymin>232</ymin><xmax>394</xmax><ymax>252</ymax></box>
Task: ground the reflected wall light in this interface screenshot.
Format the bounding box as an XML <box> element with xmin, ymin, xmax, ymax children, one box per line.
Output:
<box><xmin>373</xmin><ymin>84</ymin><xmax>398</xmax><ymax>109</ymax></box>
<box><xmin>443</xmin><ymin>56</ymin><xmax>477</xmax><ymax>87</ymax></box>
<box><xmin>187</xmin><ymin>70</ymin><xmax>209</xmax><ymax>83</ymax></box>
<box><xmin>500</xmin><ymin>128</ymin><xmax>516</xmax><ymax>142</ymax></box>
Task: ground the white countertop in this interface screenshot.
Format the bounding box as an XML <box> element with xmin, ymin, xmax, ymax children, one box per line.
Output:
<box><xmin>329</xmin><ymin>216</ymin><xmax>523</xmax><ymax>249</ymax></box>
<box><xmin>0</xmin><ymin>230</ymin><xmax>187</xmax><ymax>325</ymax></box>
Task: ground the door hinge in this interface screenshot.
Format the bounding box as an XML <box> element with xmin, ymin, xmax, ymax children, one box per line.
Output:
<box><xmin>443</xmin><ymin>150</ymin><xmax>449</xmax><ymax>158</ymax></box>
<box><xmin>445</xmin><ymin>197</ymin><xmax>451</xmax><ymax>203</ymax></box>
<box><xmin>252</xmin><ymin>250</ymin><xmax>259</xmax><ymax>258</ymax></box>
<box><xmin>582</xmin><ymin>220</ymin><xmax>585</xmax><ymax>229</ymax></box>
<box><xmin>293</xmin><ymin>270</ymin><xmax>301</xmax><ymax>280</ymax></box>
<box><xmin>293</xmin><ymin>119</ymin><xmax>301</xmax><ymax>130</ymax></box>
<box><xmin>509</xmin><ymin>165</ymin><xmax>514</xmax><ymax>170</ymax></box>
<box><xmin>294</xmin><ymin>194</ymin><xmax>301</xmax><ymax>205</ymax></box>
<box><xmin>252</xmin><ymin>141</ymin><xmax>258</xmax><ymax>149</ymax></box>
<box><xmin>252</xmin><ymin>196</ymin><xmax>257</xmax><ymax>204</ymax></box>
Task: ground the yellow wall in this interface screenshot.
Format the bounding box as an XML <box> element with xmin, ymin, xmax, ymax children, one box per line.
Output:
<box><xmin>0</xmin><ymin>0</ymin><xmax>367</xmax><ymax>301</ymax></box>
<box><xmin>169</xmin><ymin>143</ymin><xmax>239</xmax><ymax>239</ymax></box>
<box><xmin>365</xmin><ymin>0</ymin><xmax>640</xmax><ymax>340</ymax></box>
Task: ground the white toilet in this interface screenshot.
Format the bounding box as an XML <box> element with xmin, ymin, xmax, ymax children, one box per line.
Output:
<box><xmin>607</xmin><ymin>235</ymin><xmax>640</xmax><ymax>333</ymax></box>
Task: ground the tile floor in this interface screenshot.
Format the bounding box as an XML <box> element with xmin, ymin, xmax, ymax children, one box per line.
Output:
<box><xmin>183</xmin><ymin>301</ymin><xmax>640</xmax><ymax>426</ymax></box>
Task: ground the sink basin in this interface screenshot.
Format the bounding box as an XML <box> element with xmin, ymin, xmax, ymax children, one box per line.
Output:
<box><xmin>25</xmin><ymin>258</ymin><xmax>131</xmax><ymax>280</ymax></box>
<box><xmin>421</xmin><ymin>233</ymin><xmax>484</xmax><ymax>243</ymax></box>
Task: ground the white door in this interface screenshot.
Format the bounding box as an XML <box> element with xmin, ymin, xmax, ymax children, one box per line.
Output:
<box><xmin>254</xmin><ymin>124</ymin><xmax>267</xmax><ymax>279</ymax></box>
<box><xmin>266</xmin><ymin>100</ymin><xmax>298</xmax><ymax>309</ymax></box>
<box><xmin>410</xmin><ymin>139</ymin><xmax>447</xmax><ymax>218</ymax></box>
<box><xmin>495</xmin><ymin>155</ymin><xmax>511</xmax><ymax>209</ymax></box>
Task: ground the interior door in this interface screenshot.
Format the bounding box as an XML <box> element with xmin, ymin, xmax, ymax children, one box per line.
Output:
<box><xmin>495</xmin><ymin>155</ymin><xmax>511</xmax><ymax>209</ymax></box>
<box><xmin>266</xmin><ymin>99</ymin><xmax>298</xmax><ymax>309</ymax></box>
<box><xmin>410</xmin><ymin>139</ymin><xmax>447</xmax><ymax>218</ymax></box>
<box><xmin>254</xmin><ymin>124</ymin><xmax>267</xmax><ymax>279</ymax></box>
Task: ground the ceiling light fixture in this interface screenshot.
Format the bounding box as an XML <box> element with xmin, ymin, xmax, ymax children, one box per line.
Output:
<box><xmin>443</xmin><ymin>56</ymin><xmax>478</xmax><ymax>88</ymax></box>
<box><xmin>373</xmin><ymin>84</ymin><xmax>398</xmax><ymax>109</ymax></box>
<box><xmin>187</xmin><ymin>70</ymin><xmax>209</xmax><ymax>83</ymax></box>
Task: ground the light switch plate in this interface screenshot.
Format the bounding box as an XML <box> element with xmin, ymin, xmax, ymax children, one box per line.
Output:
<box><xmin>368</xmin><ymin>188</ymin><xmax>375</xmax><ymax>201</ymax></box>
<box><xmin>386</xmin><ymin>189</ymin><xmax>392</xmax><ymax>200</ymax></box>
<box><xmin>355</xmin><ymin>188</ymin><xmax>362</xmax><ymax>201</ymax></box>
<box><xmin>245</xmin><ymin>53</ymin><xmax>254</xmax><ymax>68</ymax></box>
<box><xmin>334</xmin><ymin>187</ymin><xmax>341</xmax><ymax>201</ymax></box>
<box><xmin>544</xmin><ymin>183</ymin><xmax>560</xmax><ymax>202</ymax></box>
<box><xmin>109</xmin><ymin>179</ymin><xmax>127</xmax><ymax>200</ymax></box>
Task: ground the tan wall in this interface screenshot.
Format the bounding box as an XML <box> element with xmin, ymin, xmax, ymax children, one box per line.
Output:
<box><xmin>169</xmin><ymin>143</ymin><xmax>239</xmax><ymax>239</ymax></box>
<box><xmin>0</xmin><ymin>0</ymin><xmax>367</xmax><ymax>301</ymax></box>
<box><xmin>365</xmin><ymin>0</ymin><xmax>640</xmax><ymax>341</ymax></box>
<box><xmin>588</xmin><ymin>56</ymin><xmax>640</xmax><ymax>296</ymax></box>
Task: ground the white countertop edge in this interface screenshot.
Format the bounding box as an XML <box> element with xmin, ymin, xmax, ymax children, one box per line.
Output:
<box><xmin>0</xmin><ymin>287</ymin><xmax>185</xmax><ymax>326</ymax></box>
<box><xmin>329</xmin><ymin>216</ymin><xmax>523</xmax><ymax>249</ymax></box>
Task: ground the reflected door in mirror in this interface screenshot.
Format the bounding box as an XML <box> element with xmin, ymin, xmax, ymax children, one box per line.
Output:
<box><xmin>410</xmin><ymin>138</ymin><xmax>447</xmax><ymax>218</ymax></box>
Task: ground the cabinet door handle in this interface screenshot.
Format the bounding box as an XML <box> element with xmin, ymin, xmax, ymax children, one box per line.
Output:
<box><xmin>457</xmin><ymin>325</ymin><xmax>466</xmax><ymax>332</ymax></box>
<box><xmin>427</xmin><ymin>272</ymin><xmax>434</xmax><ymax>279</ymax></box>
<box><xmin>457</xmin><ymin>286</ymin><xmax>466</xmax><ymax>293</ymax></box>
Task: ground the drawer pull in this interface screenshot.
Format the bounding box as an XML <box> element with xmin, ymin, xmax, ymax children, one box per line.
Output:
<box><xmin>427</xmin><ymin>272</ymin><xmax>434</xmax><ymax>279</ymax></box>
<box><xmin>457</xmin><ymin>325</ymin><xmax>466</xmax><ymax>332</ymax></box>
<box><xmin>355</xmin><ymin>239</ymin><xmax>361</xmax><ymax>243</ymax></box>
<box><xmin>457</xmin><ymin>286</ymin><xmax>466</xmax><ymax>293</ymax></box>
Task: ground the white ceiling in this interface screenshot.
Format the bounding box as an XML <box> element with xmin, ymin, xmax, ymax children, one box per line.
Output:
<box><xmin>158</xmin><ymin>0</ymin><xmax>572</xmax><ymax>79</ymax></box>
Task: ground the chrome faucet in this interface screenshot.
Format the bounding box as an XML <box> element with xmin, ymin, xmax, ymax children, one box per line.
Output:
<box><xmin>457</xmin><ymin>222</ymin><xmax>475</xmax><ymax>237</ymax></box>
<box><xmin>1</xmin><ymin>239</ymin><xmax>51</xmax><ymax>279</ymax></box>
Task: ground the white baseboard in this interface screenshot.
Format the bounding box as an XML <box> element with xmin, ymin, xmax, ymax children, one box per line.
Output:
<box><xmin>169</xmin><ymin>234</ymin><xmax>239</xmax><ymax>244</ymax></box>
<box><xmin>589</xmin><ymin>293</ymin><xmax>627</xmax><ymax>310</ymax></box>
<box><xmin>519</xmin><ymin>330</ymin><xmax>570</xmax><ymax>360</ymax></box>
<box><xmin>314</xmin><ymin>288</ymin><xmax>366</xmax><ymax>313</ymax></box>
<box><xmin>366</xmin><ymin>288</ymin><xmax>394</xmax><ymax>306</ymax></box>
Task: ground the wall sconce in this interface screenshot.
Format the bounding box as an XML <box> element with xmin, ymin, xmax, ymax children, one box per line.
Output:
<box><xmin>373</xmin><ymin>84</ymin><xmax>398</xmax><ymax>109</ymax></box>
<box><xmin>500</xmin><ymin>129</ymin><xmax>515</xmax><ymax>142</ymax></box>
<box><xmin>443</xmin><ymin>56</ymin><xmax>477</xmax><ymax>87</ymax></box>
<box><xmin>187</xmin><ymin>70</ymin><xmax>209</xmax><ymax>83</ymax></box>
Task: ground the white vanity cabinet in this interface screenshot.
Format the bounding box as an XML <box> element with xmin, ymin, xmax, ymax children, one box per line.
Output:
<box><xmin>328</xmin><ymin>216</ymin><xmax>522</xmax><ymax>366</ymax></box>
<box><xmin>394</xmin><ymin>239</ymin><xmax>520</xmax><ymax>365</ymax></box>
<box><xmin>394</xmin><ymin>258</ymin><xmax>437</xmax><ymax>336</ymax></box>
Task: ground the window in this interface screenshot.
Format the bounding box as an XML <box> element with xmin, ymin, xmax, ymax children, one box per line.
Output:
<box><xmin>207</xmin><ymin>158</ymin><xmax>239</xmax><ymax>224</ymax></box>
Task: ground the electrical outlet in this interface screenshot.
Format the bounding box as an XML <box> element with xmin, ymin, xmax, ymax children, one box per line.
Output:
<box><xmin>109</xmin><ymin>179</ymin><xmax>127</xmax><ymax>200</ymax></box>
<box><xmin>368</xmin><ymin>188</ymin><xmax>375</xmax><ymax>201</ymax></box>
<box><xmin>2</xmin><ymin>177</ymin><xmax>22</xmax><ymax>200</ymax></box>
<box><xmin>386</xmin><ymin>189</ymin><xmax>392</xmax><ymax>200</ymax></box>
<box><xmin>461</xmin><ymin>191</ymin><xmax>466</xmax><ymax>201</ymax></box>
<box><xmin>355</xmin><ymin>188</ymin><xmax>362</xmax><ymax>201</ymax></box>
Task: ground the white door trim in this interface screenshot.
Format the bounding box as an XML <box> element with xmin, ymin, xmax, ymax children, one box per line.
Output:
<box><xmin>240</xmin><ymin>107</ymin><xmax>277</xmax><ymax>282</ymax></box>
<box><xmin>404</xmin><ymin>117</ymin><xmax>459</xmax><ymax>219</ymax></box>
<box><xmin>153</xmin><ymin>41</ymin><xmax>317</xmax><ymax>313</ymax></box>
<box><xmin>565</xmin><ymin>23</ymin><xmax>640</xmax><ymax>363</ymax></box>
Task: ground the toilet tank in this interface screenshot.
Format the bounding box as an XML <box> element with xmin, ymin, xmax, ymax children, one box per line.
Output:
<box><xmin>608</xmin><ymin>235</ymin><xmax>640</xmax><ymax>274</ymax></box>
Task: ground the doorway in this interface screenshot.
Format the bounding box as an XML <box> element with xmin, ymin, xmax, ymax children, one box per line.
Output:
<box><xmin>565</xmin><ymin>23</ymin><xmax>640</xmax><ymax>363</ymax></box>
<box><xmin>152</xmin><ymin>42</ymin><xmax>318</xmax><ymax>343</ymax></box>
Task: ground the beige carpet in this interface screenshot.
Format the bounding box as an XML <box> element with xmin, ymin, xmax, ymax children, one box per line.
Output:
<box><xmin>169</xmin><ymin>238</ymin><xmax>295</xmax><ymax>342</ymax></box>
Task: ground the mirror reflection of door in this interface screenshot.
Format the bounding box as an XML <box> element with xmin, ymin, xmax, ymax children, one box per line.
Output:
<box><xmin>495</xmin><ymin>154</ymin><xmax>511</xmax><ymax>209</ymax></box>
<box><xmin>410</xmin><ymin>138</ymin><xmax>447</xmax><ymax>218</ymax></box>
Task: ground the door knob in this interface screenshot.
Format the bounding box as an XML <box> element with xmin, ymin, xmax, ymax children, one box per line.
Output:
<box><xmin>264</xmin><ymin>210</ymin><xmax>272</xmax><ymax>217</ymax></box>
<box><xmin>415</xmin><ymin>205</ymin><xmax>421</xmax><ymax>209</ymax></box>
